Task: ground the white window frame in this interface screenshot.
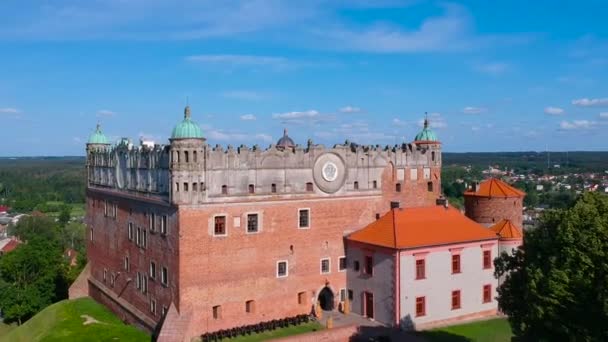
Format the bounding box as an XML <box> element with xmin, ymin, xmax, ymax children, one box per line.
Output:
<box><xmin>320</xmin><ymin>257</ymin><xmax>331</xmax><ymax>274</ymax></box>
<box><xmin>338</xmin><ymin>256</ymin><xmax>347</xmax><ymax>272</ymax></box>
<box><xmin>110</xmin><ymin>273</ymin><xmax>115</xmax><ymax>287</ymax></box>
<box><xmin>161</xmin><ymin>266</ymin><xmax>168</xmax><ymax>287</ymax></box>
<box><xmin>410</xmin><ymin>168</ymin><xmax>418</xmax><ymax>181</ymax></box>
<box><xmin>245</xmin><ymin>212</ymin><xmax>261</xmax><ymax>234</ymax></box>
<box><xmin>340</xmin><ymin>288</ymin><xmax>347</xmax><ymax>302</ymax></box>
<box><xmin>423</xmin><ymin>167</ymin><xmax>431</xmax><ymax>180</ymax></box>
<box><xmin>128</xmin><ymin>222</ymin><xmax>133</xmax><ymax>241</ymax></box>
<box><xmin>160</xmin><ymin>215</ymin><xmax>168</xmax><ymax>235</ymax></box>
<box><xmin>149</xmin><ymin>213</ymin><xmax>156</xmax><ymax>233</ymax></box>
<box><xmin>136</xmin><ymin>272</ymin><xmax>141</xmax><ymax>290</ymax></box>
<box><xmin>124</xmin><ymin>256</ymin><xmax>130</xmax><ymax>272</ymax></box>
<box><xmin>150</xmin><ymin>298</ymin><xmax>157</xmax><ymax>314</ymax></box>
<box><xmin>298</xmin><ymin>208</ymin><xmax>311</xmax><ymax>229</ymax></box>
<box><xmin>276</xmin><ymin>260</ymin><xmax>288</xmax><ymax>278</ymax></box>
<box><xmin>103</xmin><ymin>268</ymin><xmax>107</xmax><ymax>282</ymax></box>
<box><xmin>150</xmin><ymin>260</ymin><xmax>156</xmax><ymax>279</ymax></box>
<box><xmin>212</xmin><ymin>214</ymin><xmax>228</xmax><ymax>237</ymax></box>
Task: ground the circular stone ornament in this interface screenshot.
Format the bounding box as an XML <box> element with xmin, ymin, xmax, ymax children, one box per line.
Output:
<box><xmin>313</xmin><ymin>153</ymin><xmax>346</xmax><ymax>193</ymax></box>
<box><xmin>322</xmin><ymin>162</ymin><xmax>339</xmax><ymax>182</ymax></box>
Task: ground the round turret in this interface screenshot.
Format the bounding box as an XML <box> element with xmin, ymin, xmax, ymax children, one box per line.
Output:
<box><xmin>88</xmin><ymin>123</ymin><xmax>110</xmax><ymax>145</ymax></box>
<box><xmin>414</xmin><ymin>115</ymin><xmax>439</xmax><ymax>143</ymax></box>
<box><xmin>464</xmin><ymin>178</ymin><xmax>526</xmax><ymax>228</ymax></box>
<box><xmin>171</xmin><ymin>106</ymin><xmax>203</xmax><ymax>140</ymax></box>
<box><xmin>276</xmin><ymin>128</ymin><xmax>295</xmax><ymax>149</ymax></box>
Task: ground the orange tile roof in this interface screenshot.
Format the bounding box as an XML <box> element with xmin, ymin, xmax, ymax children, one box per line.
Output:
<box><xmin>464</xmin><ymin>178</ymin><xmax>525</xmax><ymax>198</ymax></box>
<box><xmin>490</xmin><ymin>219</ymin><xmax>523</xmax><ymax>239</ymax></box>
<box><xmin>347</xmin><ymin>206</ymin><xmax>498</xmax><ymax>249</ymax></box>
<box><xmin>0</xmin><ymin>239</ymin><xmax>20</xmax><ymax>254</ymax></box>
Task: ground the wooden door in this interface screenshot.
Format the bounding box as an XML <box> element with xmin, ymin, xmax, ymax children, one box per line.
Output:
<box><xmin>365</xmin><ymin>292</ymin><xmax>374</xmax><ymax>319</ymax></box>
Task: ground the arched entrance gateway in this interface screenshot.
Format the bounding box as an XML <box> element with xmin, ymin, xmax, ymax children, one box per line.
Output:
<box><xmin>318</xmin><ymin>286</ymin><xmax>335</xmax><ymax>311</ymax></box>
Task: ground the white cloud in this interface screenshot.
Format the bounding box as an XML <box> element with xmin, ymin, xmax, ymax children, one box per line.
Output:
<box><xmin>571</xmin><ymin>98</ymin><xmax>608</xmax><ymax>107</ymax></box>
<box><xmin>339</xmin><ymin>106</ymin><xmax>361</xmax><ymax>113</ymax></box>
<box><xmin>207</xmin><ymin>129</ymin><xmax>273</xmax><ymax>143</ymax></box>
<box><xmin>0</xmin><ymin>107</ymin><xmax>19</xmax><ymax>114</ymax></box>
<box><xmin>392</xmin><ymin>118</ymin><xmax>407</xmax><ymax>127</ymax></box>
<box><xmin>559</xmin><ymin>120</ymin><xmax>597</xmax><ymax>130</ymax></box>
<box><xmin>97</xmin><ymin>109</ymin><xmax>116</xmax><ymax>117</ymax></box>
<box><xmin>473</xmin><ymin>62</ymin><xmax>509</xmax><ymax>76</ymax></box>
<box><xmin>272</xmin><ymin>110</ymin><xmax>334</xmax><ymax>125</ymax></box>
<box><xmin>599</xmin><ymin>112</ymin><xmax>608</xmax><ymax>119</ymax></box>
<box><xmin>417</xmin><ymin>112</ymin><xmax>447</xmax><ymax>129</ymax></box>
<box><xmin>240</xmin><ymin>114</ymin><xmax>256</xmax><ymax>121</ymax></box>
<box><xmin>462</xmin><ymin>106</ymin><xmax>486</xmax><ymax>114</ymax></box>
<box><xmin>544</xmin><ymin>106</ymin><xmax>565</xmax><ymax>115</ymax></box>
<box><xmin>222</xmin><ymin>90</ymin><xmax>266</xmax><ymax>101</ymax></box>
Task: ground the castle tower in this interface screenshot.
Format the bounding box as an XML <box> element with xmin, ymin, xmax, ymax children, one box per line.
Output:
<box><xmin>407</xmin><ymin>114</ymin><xmax>442</xmax><ymax>201</ymax></box>
<box><xmin>464</xmin><ymin>178</ymin><xmax>526</xmax><ymax>228</ymax></box>
<box><xmin>169</xmin><ymin>106</ymin><xmax>206</xmax><ymax>205</ymax></box>
<box><xmin>85</xmin><ymin>124</ymin><xmax>111</xmax><ymax>185</ymax></box>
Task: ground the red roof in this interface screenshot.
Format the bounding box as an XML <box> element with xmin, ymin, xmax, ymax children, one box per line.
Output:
<box><xmin>464</xmin><ymin>178</ymin><xmax>525</xmax><ymax>198</ymax></box>
<box><xmin>0</xmin><ymin>205</ymin><xmax>9</xmax><ymax>212</ymax></box>
<box><xmin>0</xmin><ymin>239</ymin><xmax>21</xmax><ymax>254</ymax></box>
<box><xmin>347</xmin><ymin>206</ymin><xmax>498</xmax><ymax>249</ymax></box>
<box><xmin>490</xmin><ymin>219</ymin><xmax>523</xmax><ymax>239</ymax></box>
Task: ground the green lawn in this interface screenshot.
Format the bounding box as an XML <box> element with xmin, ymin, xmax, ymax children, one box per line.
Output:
<box><xmin>420</xmin><ymin>318</ymin><xmax>513</xmax><ymax>342</ymax></box>
<box><xmin>218</xmin><ymin>321</ymin><xmax>324</xmax><ymax>342</ymax></box>
<box><xmin>0</xmin><ymin>298</ymin><xmax>149</xmax><ymax>342</ymax></box>
<box><xmin>0</xmin><ymin>323</ymin><xmax>15</xmax><ymax>339</ymax></box>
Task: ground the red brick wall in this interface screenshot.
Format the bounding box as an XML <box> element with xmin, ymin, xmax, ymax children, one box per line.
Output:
<box><xmin>86</xmin><ymin>189</ymin><xmax>179</xmax><ymax>328</ymax></box>
<box><xmin>464</xmin><ymin>196</ymin><xmax>523</xmax><ymax>228</ymax></box>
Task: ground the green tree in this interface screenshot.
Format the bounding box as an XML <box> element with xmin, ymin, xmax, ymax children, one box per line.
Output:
<box><xmin>495</xmin><ymin>192</ymin><xmax>608</xmax><ymax>341</ymax></box>
<box><xmin>0</xmin><ymin>237</ymin><xmax>68</xmax><ymax>324</ymax></box>
<box><xmin>12</xmin><ymin>215</ymin><xmax>59</xmax><ymax>242</ymax></box>
<box><xmin>58</xmin><ymin>205</ymin><xmax>71</xmax><ymax>226</ymax></box>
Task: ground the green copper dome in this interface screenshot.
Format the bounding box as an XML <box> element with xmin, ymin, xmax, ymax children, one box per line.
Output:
<box><xmin>171</xmin><ymin>106</ymin><xmax>203</xmax><ymax>139</ymax></box>
<box><xmin>414</xmin><ymin>116</ymin><xmax>438</xmax><ymax>142</ymax></box>
<box><xmin>88</xmin><ymin>124</ymin><xmax>110</xmax><ymax>144</ymax></box>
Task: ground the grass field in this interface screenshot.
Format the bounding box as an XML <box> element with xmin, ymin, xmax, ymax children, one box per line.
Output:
<box><xmin>420</xmin><ymin>318</ymin><xmax>513</xmax><ymax>342</ymax></box>
<box><xmin>0</xmin><ymin>298</ymin><xmax>149</xmax><ymax>342</ymax></box>
<box><xmin>0</xmin><ymin>323</ymin><xmax>15</xmax><ymax>339</ymax></box>
<box><xmin>219</xmin><ymin>321</ymin><xmax>324</xmax><ymax>342</ymax></box>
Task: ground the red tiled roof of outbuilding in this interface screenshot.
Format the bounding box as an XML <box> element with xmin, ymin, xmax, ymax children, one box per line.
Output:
<box><xmin>490</xmin><ymin>219</ymin><xmax>523</xmax><ymax>239</ymax></box>
<box><xmin>464</xmin><ymin>178</ymin><xmax>525</xmax><ymax>198</ymax></box>
<box><xmin>347</xmin><ymin>206</ymin><xmax>498</xmax><ymax>250</ymax></box>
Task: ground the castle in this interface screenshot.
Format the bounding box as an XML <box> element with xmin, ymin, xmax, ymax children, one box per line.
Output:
<box><xmin>82</xmin><ymin>107</ymin><xmax>524</xmax><ymax>340</ymax></box>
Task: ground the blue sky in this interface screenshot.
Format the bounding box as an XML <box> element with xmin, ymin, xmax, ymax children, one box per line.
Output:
<box><xmin>1</xmin><ymin>0</ymin><xmax>607</xmax><ymax>156</ymax></box>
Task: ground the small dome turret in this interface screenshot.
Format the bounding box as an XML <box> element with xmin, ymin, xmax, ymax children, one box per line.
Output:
<box><xmin>276</xmin><ymin>128</ymin><xmax>295</xmax><ymax>149</ymax></box>
<box><xmin>88</xmin><ymin>123</ymin><xmax>110</xmax><ymax>145</ymax></box>
<box><xmin>414</xmin><ymin>114</ymin><xmax>438</xmax><ymax>142</ymax></box>
<box><xmin>171</xmin><ymin>106</ymin><xmax>204</xmax><ymax>140</ymax></box>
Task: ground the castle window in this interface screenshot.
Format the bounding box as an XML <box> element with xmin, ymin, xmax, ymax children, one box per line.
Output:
<box><xmin>110</xmin><ymin>273</ymin><xmax>116</xmax><ymax>287</ymax></box>
<box><xmin>298</xmin><ymin>292</ymin><xmax>306</xmax><ymax>305</ymax></box>
<box><xmin>136</xmin><ymin>227</ymin><xmax>141</xmax><ymax>246</ymax></box>
<box><xmin>452</xmin><ymin>290</ymin><xmax>461</xmax><ymax>310</ymax></box>
<box><xmin>416</xmin><ymin>259</ymin><xmax>426</xmax><ymax>279</ymax></box>
<box><xmin>150</xmin><ymin>299</ymin><xmax>157</xmax><ymax>315</ymax></box>
<box><xmin>183</xmin><ymin>182</ymin><xmax>188</xmax><ymax>192</ymax></box>
<box><xmin>306</xmin><ymin>182</ymin><xmax>313</xmax><ymax>192</ymax></box>
<box><xmin>364</xmin><ymin>255</ymin><xmax>373</xmax><ymax>275</ymax></box>
<box><xmin>452</xmin><ymin>254</ymin><xmax>461</xmax><ymax>274</ymax></box>
<box><xmin>427</xmin><ymin>181</ymin><xmax>433</xmax><ymax>192</ymax></box>
<box><xmin>395</xmin><ymin>183</ymin><xmax>402</xmax><ymax>192</ymax></box>
<box><xmin>375</xmin><ymin>213</ymin><xmax>380</xmax><ymax>220</ymax></box>
<box><xmin>201</xmin><ymin>182</ymin><xmax>205</xmax><ymax>191</ymax></box>
<box><xmin>150</xmin><ymin>261</ymin><xmax>156</xmax><ymax>280</ymax></box>
<box><xmin>277</xmin><ymin>260</ymin><xmax>288</xmax><ymax>278</ymax></box>
<box><xmin>184</xmin><ymin>151</ymin><xmax>189</xmax><ymax>163</ymax></box>
<box><xmin>193</xmin><ymin>183</ymin><xmax>197</xmax><ymax>192</ymax></box>
<box><xmin>416</xmin><ymin>296</ymin><xmax>426</xmax><ymax>317</ymax></box>
<box><xmin>340</xmin><ymin>289</ymin><xmax>347</xmax><ymax>302</ymax></box>
<box><xmin>410</xmin><ymin>169</ymin><xmax>418</xmax><ymax>181</ymax></box>
<box><xmin>339</xmin><ymin>256</ymin><xmax>347</xmax><ymax>271</ymax></box>
<box><xmin>124</xmin><ymin>256</ymin><xmax>130</xmax><ymax>272</ymax></box>
<box><xmin>247</xmin><ymin>213</ymin><xmax>259</xmax><ymax>233</ymax></box>
<box><xmin>104</xmin><ymin>200</ymin><xmax>108</xmax><ymax>217</ymax></box>
<box><xmin>175</xmin><ymin>182</ymin><xmax>179</xmax><ymax>192</ymax></box>
<box><xmin>271</xmin><ymin>183</ymin><xmax>277</xmax><ymax>193</ymax></box>
<box><xmin>90</xmin><ymin>228</ymin><xmax>93</xmax><ymax>241</ymax></box>
<box><xmin>161</xmin><ymin>266</ymin><xmax>168</xmax><ymax>287</ymax></box>
<box><xmin>161</xmin><ymin>306</ymin><xmax>168</xmax><ymax>317</ymax></box>
<box><xmin>249</xmin><ymin>184</ymin><xmax>255</xmax><ymax>194</ymax></box>
<box><xmin>149</xmin><ymin>214</ymin><xmax>156</xmax><ymax>232</ymax></box>
<box><xmin>320</xmin><ymin>258</ymin><xmax>330</xmax><ymax>274</ymax></box>
<box><xmin>221</xmin><ymin>185</ymin><xmax>228</xmax><ymax>195</ymax></box>
<box><xmin>483</xmin><ymin>284</ymin><xmax>492</xmax><ymax>303</ymax></box>
<box><xmin>483</xmin><ymin>250</ymin><xmax>492</xmax><ymax>269</ymax></box>
<box><xmin>142</xmin><ymin>230</ymin><xmax>147</xmax><ymax>249</ymax></box>
<box><xmin>103</xmin><ymin>268</ymin><xmax>107</xmax><ymax>282</ymax></box>
<box><xmin>423</xmin><ymin>167</ymin><xmax>431</xmax><ymax>180</ymax></box>
<box><xmin>432</xmin><ymin>151</ymin><xmax>436</xmax><ymax>161</ymax></box>
<box><xmin>214</xmin><ymin>216</ymin><xmax>226</xmax><ymax>236</ymax></box>
<box><xmin>373</xmin><ymin>180</ymin><xmax>378</xmax><ymax>189</ymax></box>
<box><xmin>213</xmin><ymin>305</ymin><xmax>222</xmax><ymax>320</ymax></box>
<box><xmin>160</xmin><ymin>215</ymin><xmax>167</xmax><ymax>235</ymax></box>
<box><xmin>136</xmin><ymin>272</ymin><xmax>141</xmax><ymax>290</ymax></box>
<box><xmin>298</xmin><ymin>209</ymin><xmax>310</xmax><ymax>229</ymax></box>
<box><xmin>354</xmin><ymin>181</ymin><xmax>359</xmax><ymax>190</ymax></box>
<box><xmin>176</xmin><ymin>151</ymin><xmax>180</xmax><ymax>163</ymax></box>
<box><xmin>354</xmin><ymin>261</ymin><xmax>360</xmax><ymax>272</ymax></box>
<box><xmin>245</xmin><ymin>300</ymin><xmax>255</xmax><ymax>314</ymax></box>
<box><xmin>348</xmin><ymin>290</ymin><xmax>354</xmax><ymax>301</ymax></box>
<box><xmin>193</xmin><ymin>151</ymin><xmax>197</xmax><ymax>163</ymax></box>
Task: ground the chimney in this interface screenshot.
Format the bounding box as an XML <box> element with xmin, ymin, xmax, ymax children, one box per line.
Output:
<box><xmin>390</xmin><ymin>201</ymin><xmax>400</xmax><ymax>210</ymax></box>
